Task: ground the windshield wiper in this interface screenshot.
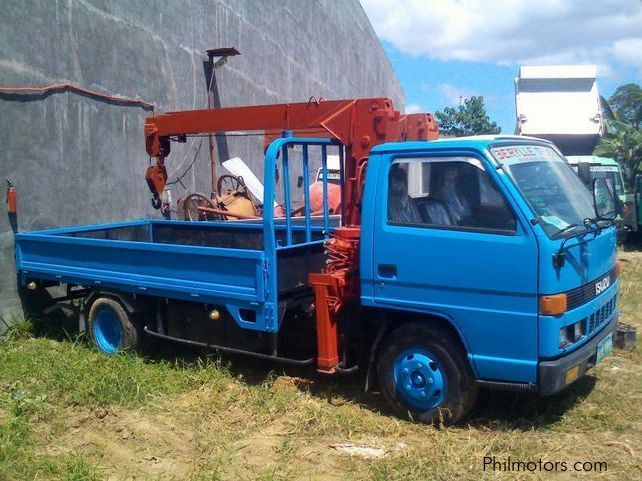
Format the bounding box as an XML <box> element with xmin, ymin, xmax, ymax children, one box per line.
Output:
<box><xmin>552</xmin><ymin>218</ymin><xmax>599</xmax><ymax>268</ymax></box>
<box><xmin>552</xmin><ymin>223</ymin><xmax>583</xmax><ymax>238</ymax></box>
<box><xmin>532</xmin><ymin>219</ymin><xmax>586</xmax><ymax>239</ymax></box>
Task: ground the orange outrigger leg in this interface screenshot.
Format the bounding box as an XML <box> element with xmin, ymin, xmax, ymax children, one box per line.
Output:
<box><xmin>309</xmin><ymin>226</ymin><xmax>361</xmax><ymax>373</ymax></box>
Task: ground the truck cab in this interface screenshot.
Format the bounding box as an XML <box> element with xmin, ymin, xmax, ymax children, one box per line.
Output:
<box><xmin>566</xmin><ymin>156</ymin><xmax>634</xmax><ymax>235</ymax></box>
<box><xmin>361</xmin><ymin>136</ymin><xmax>618</xmax><ymax>419</ymax></box>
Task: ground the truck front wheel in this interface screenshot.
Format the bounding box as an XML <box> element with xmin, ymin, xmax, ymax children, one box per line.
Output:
<box><xmin>88</xmin><ymin>297</ymin><xmax>139</xmax><ymax>354</ymax></box>
<box><xmin>376</xmin><ymin>323</ymin><xmax>477</xmax><ymax>425</ymax></box>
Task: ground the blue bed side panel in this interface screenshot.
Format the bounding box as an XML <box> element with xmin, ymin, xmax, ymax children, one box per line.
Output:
<box><xmin>15</xmin><ymin>136</ymin><xmax>340</xmax><ymax>334</ymax></box>
<box><xmin>15</xmin><ymin>221</ymin><xmax>271</xmax><ymax>331</ymax></box>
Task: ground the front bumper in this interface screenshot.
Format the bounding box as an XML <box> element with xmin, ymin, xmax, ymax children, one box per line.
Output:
<box><xmin>539</xmin><ymin>314</ymin><xmax>617</xmax><ymax>396</ymax></box>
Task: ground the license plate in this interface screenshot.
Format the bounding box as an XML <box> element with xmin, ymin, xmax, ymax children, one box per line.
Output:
<box><xmin>596</xmin><ymin>333</ymin><xmax>613</xmax><ymax>364</ymax></box>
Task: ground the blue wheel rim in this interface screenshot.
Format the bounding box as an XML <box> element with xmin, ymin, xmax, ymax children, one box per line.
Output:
<box><xmin>394</xmin><ymin>348</ymin><xmax>447</xmax><ymax>410</ymax></box>
<box><xmin>93</xmin><ymin>307</ymin><xmax>122</xmax><ymax>354</ymax></box>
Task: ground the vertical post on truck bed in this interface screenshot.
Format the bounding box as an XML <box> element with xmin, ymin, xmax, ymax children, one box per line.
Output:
<box><xmin>262</xmin><ymin>136</ymin><xmax>340</xmax><ymax>335</ymax></box>
<box><xmin>282</xmin><ymin>144</ymin><xmax>292</xmax><ymax>246</ymax></box>
<box><xmin>262</xmin><ymin>139</ymin><xmax>279</xmax><ymax>331</ymax></box>
<box><xmin>322</xmin><ymin>145</ymin><xmax>330</xmax><ymax>235</ymax></box>
<box><xmin>302</xmin><ymin>145</ymin><xmax>312</xmax><ymax>243</ymax></box>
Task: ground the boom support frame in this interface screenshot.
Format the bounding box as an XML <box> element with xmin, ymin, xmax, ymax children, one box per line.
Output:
<box><xmin>144</xmin><ymin>98</ymin><xmax>438</xmax><ymax>226</ymax></box>
<box><xmin>144</xmin><ymin>97</ymin><xmax>439</xmax><ymax>373</ymax></box>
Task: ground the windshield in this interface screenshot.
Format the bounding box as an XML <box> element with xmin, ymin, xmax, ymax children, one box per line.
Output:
<box><xmin>491</xmin><ymin>145</ymin><xmax>595</xmax><ymax>239</ymax></box>
<box><xmin>590</xmin><ymin>168</ymin><xmax>624</xmax><ymax>196</ymax></box>
<box><xmin>570</xmin><ymin>165</ymin><xmax>625</xmax><ymax>195</ymax></box>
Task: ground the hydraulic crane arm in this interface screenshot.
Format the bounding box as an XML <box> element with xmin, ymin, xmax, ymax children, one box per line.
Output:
<box><xmin>144</xmin><ymin>97</ymin><xmax>438</xmax><ymax>374</ymax></box>
<box><xmin>144</xmin><ymin>98</ymin><xmax>438</xmax><ymax>226</ymax></box>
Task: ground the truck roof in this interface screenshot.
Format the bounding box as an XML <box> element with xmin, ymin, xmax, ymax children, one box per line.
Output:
<box><xmin>566</xmin><ymin>155</ymin><xmax>619</xmax><ymax>166</ymax></box>
<box><xmin>518</xmin><ymin>65</ymin><xmax>597</xmax><ymax>79</ymax></box>
<box><xmin>370</xmin><ymin>135</ymin><xmax>553</xmax><ymax>154</ymax></box>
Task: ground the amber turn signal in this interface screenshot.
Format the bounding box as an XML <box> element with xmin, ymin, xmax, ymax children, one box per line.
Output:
<box><xmin>615</xmin><ymin>260</ymin><xmax>624</xmax><ymax>277</ymax></box>
<box><xmin>540</xmin><ymin>293</ymin><xmax>567</xmax><ymax>316</ymax></box>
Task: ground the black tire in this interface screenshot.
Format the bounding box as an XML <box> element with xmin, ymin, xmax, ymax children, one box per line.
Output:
<box><xmin>376</xmin><ymin>322</ymin><xmax>477</xmax><ymax>425</ymax></box>
<box><xmin>88</xmin><ymin>297</ymin><xmax>139</xmax><ymax>354</ymax></box>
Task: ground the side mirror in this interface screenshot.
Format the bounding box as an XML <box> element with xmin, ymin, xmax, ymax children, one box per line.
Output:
<box><xmin>577</xmin><ymin>162</ymin><xmax>592</xmax><ymax>187</ymax></box>
<box><xmin>615</xmin><ymin>196</ymin><xmax>624</xmax><ymax>217</ymax></box>
<box><xmin>593</xmin><ymin>178</ymin><xmax>617</xmax><ymax>221</ymax></box>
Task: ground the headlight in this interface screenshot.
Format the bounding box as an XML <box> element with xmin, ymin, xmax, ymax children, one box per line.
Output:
<box><xmin>573</xmin><ymin>321</ymin><xmax>585</xmax><ymax>341</ymax></box>
<box><xmin>559</xmin><ymin>321</ymin><xmax>586</xmax><ymax>347</ymax></box>
<box><xmin>559</xmin><ymin>327</ymin><xmax>571</xmax><ymax>347</ymax></box>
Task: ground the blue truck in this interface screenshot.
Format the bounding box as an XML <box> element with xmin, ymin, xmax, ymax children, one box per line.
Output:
<box><xmin>14</xmin><ymin>100</ymin><xmax>621</xmax><ymax>424</ymax></box>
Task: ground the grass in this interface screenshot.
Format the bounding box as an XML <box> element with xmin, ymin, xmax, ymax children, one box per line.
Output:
<box><xmin>1</xmin><ymin>249</ymin><xmax>641</xmax><ymax>480</ymax></box>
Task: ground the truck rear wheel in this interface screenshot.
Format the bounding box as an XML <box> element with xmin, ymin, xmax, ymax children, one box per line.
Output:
<box><xmin>376</xmin><ymin>323</ymin><xmax>477</xmax><ymax>425</ymax></box>
<box><xmin>88</xmin><ymin>297</ymin><xmax>139</xmax><ymax>354</ymax></box>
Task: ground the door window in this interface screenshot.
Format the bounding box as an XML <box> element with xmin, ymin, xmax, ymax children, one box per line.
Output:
<box><xmin>387</xmin><ymin>157</ymin><xmax>516</xmax><ymax>233</ymax></box>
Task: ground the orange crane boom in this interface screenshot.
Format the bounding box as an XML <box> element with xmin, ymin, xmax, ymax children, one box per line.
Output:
<box><xmin>144</xmin><ymin>98</ymin><xmax>438</xmax><ymax>226</ymax></box>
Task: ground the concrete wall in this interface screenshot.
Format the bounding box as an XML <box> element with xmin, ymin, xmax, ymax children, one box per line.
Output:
<box><xmin>0</xmin><ymin>0</ymin><xmax>403</xmax><ymax>330</ymax></box>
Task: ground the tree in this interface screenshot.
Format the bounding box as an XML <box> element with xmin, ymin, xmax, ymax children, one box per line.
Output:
<box><xmin>594</xmin><ymin>120</ymin><xmax>642</xmax><ymax>190</ymax></box>
<box><xmin>434</xmin><ymin>96</ymin><xmax>501</xmax><ymax>137</ymax></box>
<box><xmin>594</xmin><ymin>83</ymin><xmax>642</xmax><ymax>190</ymax></box>
<box><xmin>608</xmin><ymin>83</ymin><xmax>642</xmax><ymax>128</ymax></box>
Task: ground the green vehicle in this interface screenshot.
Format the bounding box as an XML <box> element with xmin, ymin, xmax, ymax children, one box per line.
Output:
<box><xmin>633</xmin><ymin>174</ymin><xmax>642</xmax><ymax>233</ymax></box>
<box><xmin>567</xmin><ymin>156</ymin><xmax>636</xmax><ymax>235</ymax></box>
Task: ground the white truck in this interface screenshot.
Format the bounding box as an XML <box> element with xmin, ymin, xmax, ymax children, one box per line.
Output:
<box><xmin>515</xmin><ymin>65</ymin><xmax>634</xmax><ymax>233</ymax></box>
<box><xmin>515</xmin><ymin>64</ymin><xmax>603</xmax><ymax>155</ymax></box>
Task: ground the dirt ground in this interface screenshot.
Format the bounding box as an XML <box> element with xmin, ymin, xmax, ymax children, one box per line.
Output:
<box><xmin>1</xmin><ymin>250</ymin><xmax>641</xmax><ymax>481</ymax></box>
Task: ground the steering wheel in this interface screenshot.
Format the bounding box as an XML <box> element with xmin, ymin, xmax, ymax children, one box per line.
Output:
<box><xmin>217</xmin><ymin>174</ymin><xmax>249</xmax><ymax>198</ymax></box>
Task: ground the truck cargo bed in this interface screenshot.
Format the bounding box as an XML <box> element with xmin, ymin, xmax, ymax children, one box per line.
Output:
<box><xmin>15</xmin><ymin>219</ymin><xmax>330</xmax><ymax>332</ymax></box>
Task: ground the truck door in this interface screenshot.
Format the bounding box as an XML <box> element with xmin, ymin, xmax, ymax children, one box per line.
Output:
<box><xmin>371</xmin><ymin>153</ymin><xmax>539</xmax><ymax>383</ymax></box>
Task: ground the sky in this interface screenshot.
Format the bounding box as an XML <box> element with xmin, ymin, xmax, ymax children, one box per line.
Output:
<box><xmin>360</xmin><ymin>0</ymin><xmax>642</xmax><ymax>134</ymax></box>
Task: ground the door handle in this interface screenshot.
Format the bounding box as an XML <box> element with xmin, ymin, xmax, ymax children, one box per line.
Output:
<box><xmin>378</xmin><ymin>264</ymin><xmax>397</xmax><ymax>278</ymax></box>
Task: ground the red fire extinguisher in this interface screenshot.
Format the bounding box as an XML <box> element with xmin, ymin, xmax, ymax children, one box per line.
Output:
<box><xmin>6</xmin><ymin>179</ymin><xmax>17</xmax><ymax>232</ymax></box>
<box><xmin>6</xmin><ymin>179</ymin><xmax>16</xmax><ymax>214</ymax></box>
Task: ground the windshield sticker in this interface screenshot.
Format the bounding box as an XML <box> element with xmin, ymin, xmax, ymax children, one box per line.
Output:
<box><xmin>493</xmin><ymin>146</ymin><xmax>537</xmax><ymax>160</ymax></box>
<box><xmin>590</xmin><ymin>166</ymin><xmax>619</xmax><ymax>172</ymax></box>
<box><xmin>539</xmin><ymin>215</ymin><xmax>570</xmax><ymax>230</ymax></box>
<box><xmin>492</xmin><ymin>145</ymin><xmax>558</xmax><ymax>163</ymax></box>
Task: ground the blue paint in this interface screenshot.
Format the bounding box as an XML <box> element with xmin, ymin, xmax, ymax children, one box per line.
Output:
<box><xmin>362</xmin><ymin>136</ymin><xmax>618</xmax><ymax>385</ymax></box>
<box><xmin>394</xmin><ymin>348</ymin><xmax>447</xmax><ymax>409</ymax></box>
<box><xmin>302</xmin><ymin>145</ymin><xmax>312</xmax><ymax>243</ymax></box>
<box><xmin>362</xmin><ymin>140</ymin><xmax>539</xmax><ymax>383</ymax></box>
<box><xmin>93</xmin><ymin>307</ymin><xmax>121</xmax><ymax>353</ymax></box>
<box><xmin>261</xmin><ymin>136</ymin><xmax>339</xmax><ymax>330</ymax></box>
<box><xmin>281</xmin><ymin>144</ymin><xmax>293</xmax><ymax>246</ymax></box>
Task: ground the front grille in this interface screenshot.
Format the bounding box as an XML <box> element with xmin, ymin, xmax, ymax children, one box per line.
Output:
<box><xmin>586</xmin><ymin>293</ymin><xmax>617</xmax><ymax>334</ymax></box>
<box><xmin>565</xmin><ymin>269</ymin><xmax>616</xmax><ymax>310</ymax></box>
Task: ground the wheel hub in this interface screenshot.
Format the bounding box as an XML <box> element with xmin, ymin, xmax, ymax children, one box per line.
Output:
<box><xmin>394</xmin><ymin>350</ymin><xmax>446</xmax><ymax>409</ymax></box>
<box><xmin>93</xmin><ymin>308</ymin><xmax>122</xmax><ymax>354</ymax></box>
